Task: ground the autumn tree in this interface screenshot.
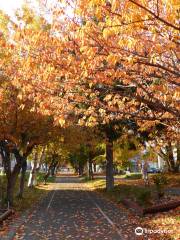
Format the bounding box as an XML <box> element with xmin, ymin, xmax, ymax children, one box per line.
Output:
<box><xmin>0</xmin><ymin>0</ymin><xmax>179</xmax><ymax>203</ymax></box>
<box><xmin>114</xmin><ymin>134</ymin><xmax>139</xmax><ymax>171</ymax></box>
<box><xmin>27</xmin><ymin>145</ymin><xmax>46</xmax><ymax>187</ymax></box>
<box><xmin>72</xmin><ymin>0</ymin><xmax>180</xmax><ymax>130</ymax></box>
<box><xmin>0</xmin><ymin>4</ymin><xmax>74</xmax><ymax>204</ymax></box>
<box><xmin>139</xmin><ymin>123</ymin><xmax>180</xmax><ymax>173</ymax></box>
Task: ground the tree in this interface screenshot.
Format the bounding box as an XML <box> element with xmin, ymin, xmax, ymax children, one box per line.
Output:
<box><xmin>68</xmin><ymin>145</ymin><xmax>88</xmax><ymax>176</ymax></box>
<box><xmin>27</xmin><ymin>145</ymin><xmax>46</xmax><ymax>188</ymax></box>
<box><xmin>43</xmin><ymin>140</ymin><xmax>67</xmax><ymax>184</ymax></box>
<box><xmin>0</xmin><ymin>0</ymin><xmax>179</xmax><ymax>204</ymax></box>
<box><xmin>72</xmin><ymin>0</ymin><xmax>180</xmax><ymax>130</ymax></box>
<box><xmin>114</xmin><ymin>135</ymin><xmax>139</xmax><ymax>171</ymax></box>
<box><xmin>0</xmin><ymin>5</ymin><xmax>71</xmax><ymax>204</ymax></box>
<box><xmin>138</xmin><ymin>123</ymin><xmax>180</xmax><ymax>173</ymax></box>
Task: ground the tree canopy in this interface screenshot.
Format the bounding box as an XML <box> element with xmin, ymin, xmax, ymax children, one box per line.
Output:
<box><xmin>0</xmin><ymin>0</ymin><xmax>179</xmax><ymax>204</ymax></box>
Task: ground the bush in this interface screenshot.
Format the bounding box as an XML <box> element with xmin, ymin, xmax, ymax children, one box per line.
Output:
<box><xmin>82</xmin><ymin>176</ymin><xmax>92</xmax><ymax>182</ymax></box>
<box><xmin>125</xmin><ymin>173</ymin><xmax>142</xmax><ymax>179</ymax></box>
<box><xmin>152</xmin><ymin>174</ymin><xmax>168</xmax><ymax>199</ymax></box>
<box><xmin>136</xmin><ymin>189</ymin><xmax>151</xmax><ymax>206</ymax></box>
<box><xmin>36</xmin><ymin>172</ymin><xmax>55</xmax><ymax>184</ymax></box>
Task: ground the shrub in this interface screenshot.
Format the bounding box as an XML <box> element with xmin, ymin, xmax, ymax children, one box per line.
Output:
<box><xmin>136</xmin><ymin>189</ymin><xmax>152</xmax><ymax>206</ymax></box>
<box><xmin>152</xmin><ymin>174</ymin><xmax>168</xmax><ymax>199</ymax></box>
<box><xmin>125</xmin><ymin>173</ymin><xmax>142</xmax><ymax>179</ymax></box>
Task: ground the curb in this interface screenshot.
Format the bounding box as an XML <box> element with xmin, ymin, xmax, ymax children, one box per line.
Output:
<box><xmin>0</xmin><ymin>210</ymin><xmax>13</xmax><ymax>222</ymax></box>
<box><xmin>1</xmin><ymin>191</ymin><xmax>53</xmax><ymax>240</ymax></box>
<box><xmin>1</xmin><ymin>208</ymin><xmax>31</xmax><ymax>240</ymax></box>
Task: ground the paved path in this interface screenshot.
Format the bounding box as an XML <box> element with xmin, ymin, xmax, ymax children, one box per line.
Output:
<box><xmin>13</xmin><ymin>177</ymin><xmax>139</xmax><ymax>240</ymax></box>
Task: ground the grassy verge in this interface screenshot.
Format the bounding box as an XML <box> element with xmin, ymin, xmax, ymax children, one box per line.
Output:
<box><xmin>114</xmin><ymin>173</ymin><xmax>142</xmax><ymax>179</ymax></box>
<box><xmin>0</xmin><ymin>172</ymin><xmax>55</xmax><ymax>212</ymax></box>
<box><xmin>85</xmin><ymin>172</ymin><xmax>180</xmax><ymax>207</ymax></box>
<box><xmin>85</xmin><ymin>179</ymin><xmax>152</xmax><ymax>207</ymax></box>
<box><xmin>163</xmin><ymin>173</ymin><xmax>180</xmax><ymax>188</ymax></box>
<box><xmin>85</xmin><ymin>176</ymin><xmax>180</xmax><ymax>240</ymax></box>
<box><xmin>36</xmin><ymin>172</ymin><xmax>55</xmax><ymax>184</ymax></box>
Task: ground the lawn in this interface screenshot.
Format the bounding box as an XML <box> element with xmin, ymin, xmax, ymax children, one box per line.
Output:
<box><xmin>0</xmin><ymin>172</ymin><xmax>55</xmax><ymax>238</ymax></box>
<box><xmin>85</xmin><ymin>178</ymin><xmax>153</xmax><ymax>207</ymax></box>
<box><xmin>0</xmin><ymin>172</ymin><xmax>55</xmax><ymax>212</ymax></box>
<box><xmin>85</xmin><ymin>173</ymin><xmax>180</xmax><ymax>206</ymax></box>
<box><xmin>85</xmin><ymin>174</ymin><xmax>180</xmax><ymax>240</ymax></box>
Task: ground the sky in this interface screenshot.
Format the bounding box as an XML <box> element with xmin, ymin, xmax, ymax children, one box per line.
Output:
<box><xmin>0</xmin><ymin>0</ymin><xmax>24</xmax><ymax>15</ymax></box>
<box><xmin>0</xmin><ymin>1</ymin><xmax>73</xmax><ymax>20</ymax></box>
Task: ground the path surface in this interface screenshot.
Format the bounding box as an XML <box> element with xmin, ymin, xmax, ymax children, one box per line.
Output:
<box><xmin>13</xmin><ymin>176</ymin><xmax>139</xmax><ymax>240</ymax></box>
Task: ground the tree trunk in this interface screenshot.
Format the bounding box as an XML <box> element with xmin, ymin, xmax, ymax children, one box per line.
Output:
<box><xmin>18</xmin><ymin>158</ymin><xmax>27</xmax><ymax>198</ymax></box>
<box><xmin>31</xmin><ymin>146</ymin><xmax>46</xmax><ymax>186</ymax></box>
<box><xmin>28</xmin><ymin>148</ymin><xmax>39</xmax><ymax>187</ymax></box>
<box><xmin>167</xmin><ymin>143</ymin><xmax>175</xmax><ymax>172</ymax></box>
<box><xmin>159</xmin><ymin>142</ymin><xmax>179</xmax><ymax>173</ymax></box>
<box><xmin>44</xmin><ymin>168</ymin><xmax>51</xmax><ymax>185</ymax></box>
<box><xmin>93</xmin><ymin>163</ymin><xmax>96</xmax><ymax>173</ymax></box>
<box><xmin>78</xmin><ymin>163</ymin><xmax>83</xmax><ymax>176</ymax></box>
<box><xmin>88</xmin><ymin>158</ymin><xmax>93</xmax><ymax>180</ymax></box>
<box><xmin>28</xmin><ymin>163</ymin><xmax>38</xmax><ymax>187</ymax></box>
<box><xmin>44</xmin><ymin>161</ymin><xmax>55</xmax><ymax>184</ymax></box>
<box><xmin>78</xmin><ymin>165</ymin><xmax>81</xmax><ymax>176</ymax></box>
<box><xmin>106</xmin><ymin>140</ymin><xmax>114</xmax><ymax>191</ymax></box>
<box><xmin>0</xmin><ymin>141</ymin><xmax>32</xmax><ymax>206</ymax></box>
<box><xmin>6</xmin><ymin>163</ymin><xmax>21</xmax><ymax>206</ymax></box>
<box><xmin>6</xmin><ymin>178</ymin><xmax>15</xmax><ymax>207</ymax></box>
<box><xmin>74</xmin><ymin>166</ymin><xmax>78</xmax><ymax>174</ymax></box>
<box><xmin>165</xmin><ymin>142</ymin><xmax>179</xmax><ymax>173</ymax></box>
<box><xmin>175</xmin><ymin>142</ymin><xmax>180</xmax><ymax>173</ymax></box>
<box><xmin>51</xmin><ymin>166</ymin><xmax>55</xmax><ymax>176</ymax></box>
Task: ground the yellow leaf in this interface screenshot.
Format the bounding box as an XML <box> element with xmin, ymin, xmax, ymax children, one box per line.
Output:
<box><xmin>111</xmin><ymin>0</ymin><xmax>120</xmax><ymax>12</ymax></box>
<box><xmin>89</xmin><ymin>82</ymin><xmax>93</xmax><ymax>88</ymax></box>
<box><xmin>103</xmin><ymin>28</ymin><xmax>111</xmax><ymax>39</ymax></box>
<box><xmin>59</xmin><ymin>118</ymin><xmax>65</xmax><ymax>127</ymax></box>
<box><xmin>107</xmin><ymin>54</ymin><xmax>118</xmax><ymax>65</ymax></box>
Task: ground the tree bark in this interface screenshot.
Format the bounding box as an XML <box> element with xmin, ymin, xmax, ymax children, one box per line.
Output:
<box><xmin>51</xmin><ymin>162</ymin><xmax>58</xmax><ymax>176</ymax></box>
<box><xmin>9</xmin><ymin>149</ymin><xmax>24</xmax><ymax>205</ymax></box>
<box><xmin>78</xmin><ymin>163</ymin><xmax>83</xmax><ymax>176</ymax></box>
<box><xmin>106</xmin><ymin>139</ymin><xmax>114</xmax><ymax>191</ymax></box>
<box><xmin>28</xmin><ymin>149</ymin><xmax>39</xmax><ymax>187</ymax></box>
<box><xmin>159</xmin><ymin>142</ymin><xmax>180</xmax><ymax>173</ymax></box>
<box><xmin>28</xmin><ymin>164</ymin><xmax>38</xmax><ymax>187</ymax></box>
<box><xmin>35</xmin><ymin>147</ymin><xmax>46</xmax><ymax>185</ymax></box>
<box><xmin>18</xmin><ymin>158</ymin><xmax>27</xmax><ymax>198</ymax></box>
<box><xmin>6</xmin><ymin>178</ymin><xmax>15</xmax><ymax>207</ymax></box>
<box><xmin>44</xmin><ymin>167</ymin><xmax>51</xmax><ymax>184</ymax></box>
<box><xmin>51</xmin><ymin>168</ymin><xmax>54</xmax><ymax>176</ymax></box>
<box><xmin>167</xmin><ymin>142</ymin><xmax>175</xmax><ymax>172</ymax></box>
<box><xmin>43</xmin><ymin>159</ymin><xmax>57</xmax><ymax>184</ymax></box>
<box><xmin>17</xmin><ymin>142</ymin><xmax>35</xmax><ymax>196</ymax></box>
<box><xmin>165</xmin><ymin>142</ymin><xmax>179</xmax><ymax>173</ymax></box>
<box><xmin>93</xmin><ymin>163</ymin><xmax>97</xmax><ymax>173</ymax></box>
<box><xmin>176</xmin><ymin>142</ymin><xmax>180</xmax><ymax>173</ymax></box>
<box><xmin>6</xmin><ymin>162</ymin><xmax>22</xmax><ymax>206</ymax></box>
<box><xmin>88</xmin><ymin>158</ymin><xmax>93</xmax><ymax>180</ymax></box>
<box><xmin>0</xmin><ymin>140</ymin><xmax>35</xmax><ymax>206</ymax></box>
<box><xmin>0</xmin><ymin>141</ymin><xmax>23</xmax><ymax>206</ymax></box>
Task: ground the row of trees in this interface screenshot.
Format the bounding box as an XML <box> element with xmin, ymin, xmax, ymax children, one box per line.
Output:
<box><xmin>0</xmin><ymin>0</ymin><xmax>179</xmax><ymax>205</ymax></box>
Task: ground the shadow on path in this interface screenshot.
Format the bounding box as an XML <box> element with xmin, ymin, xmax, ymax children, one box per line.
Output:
<box><xmin>12</xmin><ymin>177</ymin><xmax>142</xmax><ymax>240</ymax></box>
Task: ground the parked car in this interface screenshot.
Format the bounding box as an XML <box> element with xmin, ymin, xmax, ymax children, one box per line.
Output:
<box><xmin>148</xmin><ymin>167</ymin><xmax>161</xmax><ymax>173</ymax></box>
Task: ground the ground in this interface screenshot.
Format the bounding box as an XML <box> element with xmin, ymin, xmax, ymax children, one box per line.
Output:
<box><xmin>0</xmin><ymin>173</ymin><xmax>55</xmax><ymax>212</ymax></box>
<box><xmin>12</xmin><ymin>176</ymin><xmax>139</xmax><ymax>240</ymax></box>
<box><xmin>85</xmin><ymin>175</ymin><xmax>180</xmax><ymax>240</ymax></box>
<box><xmin>1</xmin><ymin>175</ymin><xmax>179</xmax><ymax>240</ymax></box>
